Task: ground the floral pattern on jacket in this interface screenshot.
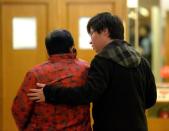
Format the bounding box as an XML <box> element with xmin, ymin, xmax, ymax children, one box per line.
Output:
<box><xmin>12</xmin><ymin>54</ymin><xmax>91</xmax><ymax>131</ymax></box>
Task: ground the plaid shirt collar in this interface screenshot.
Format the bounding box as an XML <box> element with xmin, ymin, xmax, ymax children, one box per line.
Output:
<box><xmin>97</xmin><ymin>39</ymin><xmax>141</xmax><ymax>68</ymax></box>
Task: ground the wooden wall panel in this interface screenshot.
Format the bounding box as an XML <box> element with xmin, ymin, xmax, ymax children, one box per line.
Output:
<box><xmin>165</xmin><ymin>13</ymin><xmax>169</xmax><ymax>65</ymax></box>
<box><xmin>148</xmin><ymin>118</ymin><xmax>169</xmax><ymax>131</ymax></box>
<box><xmin>0</xmin><ymin>2</ymin><xmax>3</xmax><ymax>129</ymax></box>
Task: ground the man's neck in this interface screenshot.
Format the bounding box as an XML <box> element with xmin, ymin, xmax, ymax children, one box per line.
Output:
<box><xmin>105</xmin><ymin>39</ymin><xmax>113</xmax><ymax>46</ymax></box>
<box><xmin>96</xmin><ymin>39</ymin><xmax>113</xmax><ymax>54</ymax></box>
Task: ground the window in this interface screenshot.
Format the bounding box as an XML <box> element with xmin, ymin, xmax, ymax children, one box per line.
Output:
<box><xmin>78</xmin><ymin>17</ymin><xmax>92</xmax><ymax>49</ymax></box>
<box><xmin>12</xmin><ymin>17</ymin><xmax>37</xmax><ymax>50</ymax></box>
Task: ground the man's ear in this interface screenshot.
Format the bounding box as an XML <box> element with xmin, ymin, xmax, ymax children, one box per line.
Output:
<box><xmin>102</xmin><ymin>28</ymin><xmax>109</xmax><ymax>36</ymax></box>
<box><xmin>69</xmin><ymin>47</ymin><xmax>77</xmax><ymax>55</ymax></box>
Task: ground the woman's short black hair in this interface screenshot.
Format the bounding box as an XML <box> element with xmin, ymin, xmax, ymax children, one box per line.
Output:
<box><xmin>45</xmin><ymin>29</ymin><xmax>74</xmax><ymax>55</ymax></box>
<box><xmin>87</xmin><ymin>12</ymin><xmax>124</xmax><ymax>40</ymax></box>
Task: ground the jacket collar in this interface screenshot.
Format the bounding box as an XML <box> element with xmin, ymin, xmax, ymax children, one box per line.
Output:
<box><xmin>48</xmin><ymin>53</ymin><xmax>76</xmax><ymax>62</ymax></box>
<box><xmin>97</xmin><ymin>39</ymin><xmax>141</xmax><ymax>68</ymax></box>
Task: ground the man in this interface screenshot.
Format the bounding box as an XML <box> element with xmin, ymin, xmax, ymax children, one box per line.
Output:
<box><xmin>12</xmin><ymin>29</ymin><xmax>91</xmax><ymax>131</ymax></box>
<box><xmin>28</xmin><ymin>12</ymin><xmax>157</xmax><ymax>131</ymax></box>
<box><xmin>139</xmin><ymin>25</ymin><xmax>152</xmax><ymax>65</ymax></box>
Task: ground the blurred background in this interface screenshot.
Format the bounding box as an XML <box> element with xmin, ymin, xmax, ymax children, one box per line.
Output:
<box><xmin>1</xmin><ymin>0</ymin><xmax>169</xmax><ymax>130</ymax></box>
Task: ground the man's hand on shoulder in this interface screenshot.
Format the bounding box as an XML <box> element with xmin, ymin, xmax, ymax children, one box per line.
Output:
<box><xmin>27</xmin><ymin>83</ymin><xmax>46</xmax><ymax>102</ymax></box>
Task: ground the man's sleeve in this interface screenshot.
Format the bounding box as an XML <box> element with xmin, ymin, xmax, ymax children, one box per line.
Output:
<box><xmin>44</xmin><ymin>57</ymin><xmax>110</xmax><ymax>105</ymax></box>
<box><xmin>144</xmin><ymin>59</ymin><xmax>157</xmax><ymax>109</ymax></box>
<box><xmin>11</xmin><ymin>71</ymin><xmax>36</xmax><ymax>130</ymax></box>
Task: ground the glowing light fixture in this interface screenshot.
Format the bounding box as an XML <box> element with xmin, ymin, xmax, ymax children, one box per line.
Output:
<box><xmin>139</xmin><ymin>7</ymin><xmax>149</xmax><ymax>17</ymax></box>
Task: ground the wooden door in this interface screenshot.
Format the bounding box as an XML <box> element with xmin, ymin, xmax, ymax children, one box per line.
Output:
<box><xmin>1</xmin><ymin>4</ymin><xmax>47</xmax><ymax>131</ymax></box>
<box><xmin>65</xmin><ymin>0</ymin><xmax>127</xmax><ymax>62</ymax></box>
<box><xmin>68</xmin><ymin>4</ymin><xmax>112</xmax><ymax>62</ymax></box>
<box><xmin>0</xmin><ymin>0</ymin><xmax>127</xmax><ymax>130</ymax></box>
<box><xmin>64</xmin><ymin>0</ymin><xmax>127</xmax><ymax>126</ymax></box>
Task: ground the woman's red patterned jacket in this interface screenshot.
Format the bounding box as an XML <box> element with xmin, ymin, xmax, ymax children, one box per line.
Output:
<box><xmin>12</xmin><ymin>54</ymin><xmax>91</xmax><ymax>131</ymax></box>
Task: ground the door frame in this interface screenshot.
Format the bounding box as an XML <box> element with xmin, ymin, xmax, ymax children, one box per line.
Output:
<box><xmin>57</xmin><ymin>0</ymin><xmax>127</xmax><ymax>30</ymax></box>
<box><xmin>0</xmin><ymin>1</ymin><xmax>3</xmax><ymax>129</ymax></box>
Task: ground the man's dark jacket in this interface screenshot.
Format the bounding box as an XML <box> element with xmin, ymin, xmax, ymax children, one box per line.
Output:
<box><xmin>44</xmin><ymin>40</ymin><xmax>157</xmax><ymax>131</ymax></box>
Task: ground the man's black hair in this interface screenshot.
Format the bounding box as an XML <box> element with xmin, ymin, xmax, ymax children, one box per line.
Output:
<box><xmin>45</xmin><ymin>29</ymin><xmax>74</xmax><ymax>55</ymax></box>
<box><xmin>87</xmin><ymin>12</ymin><xmax>124</xmax><ymax>40</ymax></box>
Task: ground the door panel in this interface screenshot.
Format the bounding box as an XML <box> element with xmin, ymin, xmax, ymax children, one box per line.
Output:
<box><xmin>2</xmin><ymin>4</ymin><xmax>47</xmax><ymax>131</ymax></box>
<box><xmin>66</xmin><ymin>1</ymin><xmax>126</xmax><ymax>127</ymax></box>
<box><xmin>68</xmin><ymin>3</ymin><xmax>114</xmax><ymax>62</ymax></box>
